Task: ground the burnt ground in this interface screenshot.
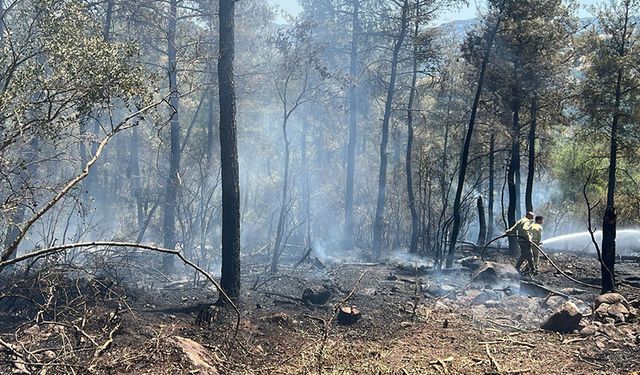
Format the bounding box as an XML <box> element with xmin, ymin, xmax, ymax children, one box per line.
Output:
<box><xmin>1</xmin><ymin>247</ymin><xmax>639</xmax><ymax>375</ymax></box>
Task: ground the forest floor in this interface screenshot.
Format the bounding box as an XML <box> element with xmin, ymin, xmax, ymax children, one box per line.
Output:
<box><xmin>1</xmin><ymin>246</ymin><xmax>639</xmax><ymax>374</ymax></box>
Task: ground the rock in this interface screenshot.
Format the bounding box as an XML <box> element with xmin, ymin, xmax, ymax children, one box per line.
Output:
<box><xmin>608</xmin><ymin>302</ymin><xmax>630</xmax><ymax>316</ymax></box>
<box><xmin>594</xmin><ymin>293</ymin><xmax>628</xmax><ymax>309</ymax></box>
<box><xmin>541</xmin><ymin>302</ymin><xmax>583</xmax><ymax>333</ymax></box>
<box><xmin>560</xmin><ymin>287</ymin><xmax>587</xmax><ymax>295</ymax></box>
<box><xmin>361</xmin><ymin>287</ymin><xmax>377</xmax><ymax>296</ymax></box>
<box><xmin>484</xmin><ymin>300</ymin><xmax>500</xmax><ymax>308</ymax></box>
<box><xmin>458</xmin><ymin>256</ymin><xmax>483</xmax><ymax>270</ymax></box>
<box><xmin>544</xmin><ymin>295</ymin><xmax>566</xmax><ymax>309</ymax></box>
<box><xmin>607</xmin><ymin>303</ymin><xmax>631</xmax><ymax>323</ymax></box>
<box><xmin>472</xmin><ymin>262</ymin><xmax>519</xmax><ymax>284</ymax></box>
<box><xmin>337</xmin><ymin>306</ymin><xmax>361</xmax><ymax>325</ymax></box>
<box><xmin>580</xmin><ymin>325</ymin><xmax>597</xmax><ymax>337</ymax></box>
<box><xmin>594</xmin><ymin>303</ymin><xmax>611</xmax><ymax>318</ymax></box>
<box><xmin>472</xmin><ymin>290</ymin><xmax>500</xmax><ymax>305</ymax></box>
<box><xmin>173</xmin><ymin>336</ymin><xmax>219</xmax><ymax>375</ymax></box>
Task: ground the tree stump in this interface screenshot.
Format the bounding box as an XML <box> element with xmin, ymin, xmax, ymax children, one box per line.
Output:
<box><xmin>337</xmin><ymin>306</ymin><xmax>361</xmax><ymax>325</ymax></box>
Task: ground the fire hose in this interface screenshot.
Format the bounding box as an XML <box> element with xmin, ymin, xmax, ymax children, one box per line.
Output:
<box><xmin>480</xmin><ymin>234</ymin><xmax>600</xmax><ymax>290</ymax></box>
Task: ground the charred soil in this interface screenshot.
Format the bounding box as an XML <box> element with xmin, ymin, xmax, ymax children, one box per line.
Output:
<box><xmin>1</xmin><ymin>249</ymin><xmax>639</xmax><ymax>374</ymax></box>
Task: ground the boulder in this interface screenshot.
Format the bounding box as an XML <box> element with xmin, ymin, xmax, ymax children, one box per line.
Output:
<box><xmin>173</xmin><ymin>336</ymin><xmax>219</xmax><ymax>375</ymax></box>
<box><xmin>579</xmin><ymin>325</ymin><xmax>597</xmax><ymax>337</ymax></box>
<box><xmin>541</xmin><ymin>302</ymin><xmax>583</xmax><ymax>333</ymax></box>
<box><xmin>544</xmin><ymin>295</ymin><xmax>566</xmax><ymax>310</ymax></box>
<box><xmin>472</xmin><ymin>262</ymin><xmax>519</xmax><ymax>284</ymax></box>
<box><xmin>594</xmin><ymin>293</ymin><xmax>628</xmax><ymax>309</ymax></box>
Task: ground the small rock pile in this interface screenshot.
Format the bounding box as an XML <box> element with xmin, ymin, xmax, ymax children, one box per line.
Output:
<box><xmin>592</xmin><ymin>293</ymin><xmax>637</xmax><ymax>323</ymax></box>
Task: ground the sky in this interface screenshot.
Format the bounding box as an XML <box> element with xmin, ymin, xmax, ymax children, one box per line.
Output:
<box><xmin>268</xmin><ymin>0</ymin><xmax>603</xmax><ymax>24</ymax></box>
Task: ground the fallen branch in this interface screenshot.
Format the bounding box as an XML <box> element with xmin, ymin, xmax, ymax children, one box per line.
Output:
<box><xmin>0</xmin><ymin>241</ymin><xmax>241</xmax><ymax>336</ymax></box>
<box><xmin>0</xmin><ymin>98</ymin><xmax>166</xmax><ymax>265</ymax></box>
<box><xmin>485</xmin><ymin>343</ymin><xmax>502</xmax><ymax>374</ymax></box>
<box><xmin>94</xmin><ymin>323</ymin><xmax>120</xmax><ymax>357</ymax></box>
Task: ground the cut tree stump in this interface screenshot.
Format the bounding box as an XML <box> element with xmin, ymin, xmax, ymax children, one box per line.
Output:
<box><xmin>337</xmin><ymin>306</ymin><xmax>361</xmax><ymax>325</ymax></box>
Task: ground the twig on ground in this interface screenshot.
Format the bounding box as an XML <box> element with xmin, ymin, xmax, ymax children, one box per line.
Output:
<box><xmin>94</xmin><ymin>323</ymin><xmax>120</xmax><ymax>357</ymax></box>
<box><xmin>485</xmin><ymin>343</ymin><xmax>502</xmax><ymax>374</ymax></box>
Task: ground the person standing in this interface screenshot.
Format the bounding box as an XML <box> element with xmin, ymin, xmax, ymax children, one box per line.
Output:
<box><xmin>505</xmin><ymin>211</ymin><xmax>535</xmax><ymax>274</ymax></box>
<box><xmin>529</xmin><ymin>215</ymin><xmax>544</xmax><ymax>274</ymax></box>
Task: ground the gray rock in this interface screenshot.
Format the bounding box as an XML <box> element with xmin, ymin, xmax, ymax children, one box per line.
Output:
<box><xmin>594</xmin><ymin>293</ymin><xmax>628</xmax><ymax>309</ymax></box>
<box><xmin>472</xmin><ymin>262</ymin><xmax>519</xmax><ymax>284</ymax></box>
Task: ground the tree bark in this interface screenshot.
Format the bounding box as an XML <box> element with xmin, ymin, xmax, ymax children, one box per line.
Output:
<box><xmin>446</xmin><ymin>16</ymin><xmax>501</xmax><ymax>268</ymax></box>
<box><xmin>162</xmin><ymin>0</ymin><xmax>180</xmax><ymax>273</ymax></box>
<box><xmin>344</xmin><ymin>0</ymin><xmax>359</xmax><ymax>249</ymax></box>
<box><xmin>487</xmin><ymin>131</ymin><xmax>495</xmax><ymax>241</ymax></box>
<box><xmin>218</xmin><ymin>0</ymin><xmax>241</xmax><ymax>300</ymax></box>
<box><xmin>507</xmin><ymin>71</ymin><xmax>521</xmax><ymax>256</ymax></box>
<box><xmin>271</xmin><ymin>116</ymin><xmax>290</xmax><ymax>273</ymax></box>
<box><xmin>372</xmin><ymin>0</ymin><xmax>409</xmax><ymax>258</ymax></box>
<box><xmin>476</xmin><ymin>196</ymin><xmax>486</xmax><ymax>246</ymax></box>
<box><xmin>525</xmin><ymin>96</ymin><xmax>538</xmax><ymax>213</ymax></box>
<box><xmin>602</xmin><ymin>67</ymin><xmax>622</xmax><ymax>293</ymax></box>
<box><xmin>130</xmin><ymin>126</ymin><xmax>144</xmax><ymax>229</ymax></box>
<box><xmin>302</xmin><ymin>118</ymin><xmax>311</xmax><ymax>249</ymax></box>
<box><xmin>406</xmin><ymin>0</ymin><xmax>420</xmax><ymax>254</ymax></box>
<box><xmin>0</xmin><ymin>0</ymin><xmax>4</xmax><ymax>44</ymax></box>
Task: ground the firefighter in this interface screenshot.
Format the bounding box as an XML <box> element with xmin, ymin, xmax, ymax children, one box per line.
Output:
<box><xmin>529</xmin><ymin>215</ymin><xmax>544</xmax><ymax>273</ymax></box>
<box><xmin>505</xmin><ymin>211</ymin><xmax>535</xmax><ymax>274</ymax></box>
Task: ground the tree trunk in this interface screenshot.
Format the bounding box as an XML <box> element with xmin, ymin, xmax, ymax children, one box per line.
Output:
<box><xmin>162</xmin><ymin>0</ymin><xmax>180</xmax><ymax>273</ymax></box>
<box><xmin>487</xmin><ymin>131</ymin><xmax>495</xmax><ymax>241</ymax></box>
<box><xmin>372</xmin><ymin>0</ymin><xmax>409</xmax><ymax>258</ymax></box>
<box><xmin>103</xmin><ymin>0</ymin><xmax>114</xmax><ymax>42</ymax></box>
<box><xmin>344</xmin><ymin>0</ymin><xmax>359</xmax><ymax>249</ymax></box>
<box><xmin>446</xmin><ymin>17</ymin><xmax>501</xmax><ymax>269</ymax></box>
<box><xmin>601</xmin><ymin>67</ymin><xmax>623</xmax><ymax>293</ymax></box>
<box><xmin>476</xmin><ymin>196</ymin><xmax>486</xmax><ymax>246</ymax></box>
<box><xmin>525</xmin><ymin>96</ymin><xmax>538</xmax><ymax>213</ymax></box>
<box><xmin>271</xmin><ymin>117</ymin><xmax>290</xmax><ymax>273</ymax></box>
<box><xmin>302</xmin><ymin>118</ymin><xmax>311</xmax><ymax>249</ymax></box>
<box><xmin>218</xmin><ymin>0</ymin><xmax>241</xmax><ymax>300</ymax></box>
<box><xmin>507</xmin><ymin>77</ymin><xmax>521</xmax><ymax>256</ymax></box>
<box><xmin>0</xmin><ymin>0</ymin><xmax>4</xmax><ymax>44</ymax></box>
<box><xmin>406</xmin><ymin>0</ymin><xmax>420</xmax><ymax>254</ymax></box>
<box><xmin>130</xmin><ymin>126</ymin><xmax>144</xmax><ymax>229</ymax></box>
<box><xmin>207</xmin><ymin>66</ymin><xmax>216</xmax><ymax>166</ymax></box>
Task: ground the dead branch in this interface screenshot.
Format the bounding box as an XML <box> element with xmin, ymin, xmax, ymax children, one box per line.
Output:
<box><xmin>0</xmin><ymin>241</ymin><xmax>241</xmax><ymax>336</ymax></box>
<box><xmin>333</xmin><ymin>270</ymin><xmax>367</xmax><ymax>309</ymax></box>
<box><xmin>0</xmin><ymin>98</ymin><xmax>166</xmax><ymax>265</ymax></box>
<box><xmin>485</xmin><ymin>343</ymin><xmax>502</xmax><ymax>374</ymax></box>
<box><xmin>94</xmin><ymin>322</ymin><xmax>120</xmax><ymax>357</ymax></box>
